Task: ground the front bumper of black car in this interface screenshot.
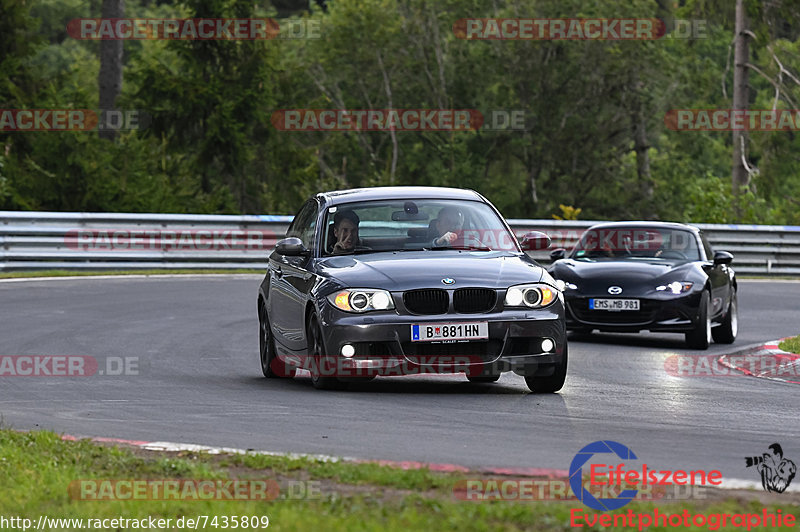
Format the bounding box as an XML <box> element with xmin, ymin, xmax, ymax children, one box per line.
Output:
<box><xmin>295</xmin><ymin>300</ymin><xmax>567</xmax><ymax>378</ymax></box>
<box><xmin>564</xmin><ymin>290</ymin><xmax>703</xmax><ymax>333</ymax></box>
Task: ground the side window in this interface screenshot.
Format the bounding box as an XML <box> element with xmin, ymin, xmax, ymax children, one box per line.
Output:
<box><xmin>287</xmin><ymin>200</ymin><xmax>318</xmax><ymax>250</ymax></box>
<box><xmin>700</xmin><ymin>233</ymin><xmax>713</xmax><ymax>261</ymax></box>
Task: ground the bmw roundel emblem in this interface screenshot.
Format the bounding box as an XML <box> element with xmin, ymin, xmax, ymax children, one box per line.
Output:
<box><xmin>442</xmin><ymin>278</ymin><xmax>456</xmax><ymax>285</ymax></box>
<box><xmin>608</xmin><ymin>286</ymin><xmax>623</xmax><ymax>295</ymax></box>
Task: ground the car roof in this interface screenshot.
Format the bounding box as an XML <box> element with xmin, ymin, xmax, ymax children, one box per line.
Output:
<box><xmin>315</xmin><ymin>186</ymin><xmax>485</xmax><ymax>206</ymax></box>
<box><xmin>586</xmin><ymin>221</ymin><xmax>701</xmax><ymax>233</ymax></box>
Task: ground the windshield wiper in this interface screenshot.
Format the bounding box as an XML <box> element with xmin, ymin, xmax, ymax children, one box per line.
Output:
<box><xmin>426</xmin><ymin>245</ymin><xmax>493</xmax><ymax>252</ymax></box>
<box><xmin>352</xmin><ymin>248</ymin><xmax>423</xmax><ymax>254</ymax></box>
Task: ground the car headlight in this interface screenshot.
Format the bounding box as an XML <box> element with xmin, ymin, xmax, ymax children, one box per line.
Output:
<box><xmin>328</xmin><ymin>289</ymin><xmax>395</xmax><ymax>313</ymax></box>
<box><xmin>504</xmin><ymin>283</ymin><xmax>557</xmax><ymax>308</ymax></box>
<box><xmin>656</xmin><ymin>281</ymin><xmax>693</xmax><ymax>295</ymax></box>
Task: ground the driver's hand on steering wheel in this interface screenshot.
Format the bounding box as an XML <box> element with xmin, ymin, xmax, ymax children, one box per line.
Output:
<box><xmin>435</xmin><ymin>232</ymin><xmax>458</xmax><ymax>246</ymax></box>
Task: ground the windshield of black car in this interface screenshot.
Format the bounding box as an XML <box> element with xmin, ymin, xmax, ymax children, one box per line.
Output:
<box><xmin>321</xmin><ymin>199</ymin><xmax>519</xmax><ymax>256</ymax></box>
<box><xmin>571</xmin><ymin>227</ymin><xmax>701</xmax><ymax>261</ymax></box>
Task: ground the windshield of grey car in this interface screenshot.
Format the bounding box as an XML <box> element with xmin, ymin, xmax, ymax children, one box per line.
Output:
<box><xmin>321</xmin><ymin>199</ymin><xmax>520</xmax><ymax>255</ymax></box>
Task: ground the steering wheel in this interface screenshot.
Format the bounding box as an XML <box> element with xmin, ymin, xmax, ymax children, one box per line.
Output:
<box><xmin>461</xmin><ymin>231</ymin><xmax>483</xmax><ymax>249</ymax></box>
<box><xmin>657</xmin><ymin>250</ymin><xmax>688</xmax><ymax>260</ymax></box>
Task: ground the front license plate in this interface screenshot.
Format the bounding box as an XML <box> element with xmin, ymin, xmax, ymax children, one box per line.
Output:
<box><xmin>411</xmin><ymin>322</ymin><xmax>489</xmax><ymax>342</ymax></box>
<box><xmin>589</xmin><ymin>298</ymin><xmax>640</xmax><ymax>311</ymax></box>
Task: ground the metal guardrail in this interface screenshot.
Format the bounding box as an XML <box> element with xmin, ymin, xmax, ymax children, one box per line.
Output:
<box><xmin>0</xmin><ymin>211</ymin><xmax>292</xmax><ymax>271</ymax></box>
<box><xmin>1</xmin><ymin>211</ymin><xmax>799</xmax><ymax>275</ymax></box>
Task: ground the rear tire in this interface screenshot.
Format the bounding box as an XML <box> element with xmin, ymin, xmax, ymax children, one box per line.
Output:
<box><xmin>259</xmin><ymin>302</ymin><xmax>295</xmax><ymax>378</ymax></box>
<box><xmin>712</xmin><ymin>290</ymin><xmax>738</xmax><ymax>344</ymax></box>
<box><xmin>524</xmin><ymin>343</ymin><xmax>568</xmax><ymax>393</ymax></box>
<box><xmin>307</xmin><ymin>314</ymin><xmax>345</xmax><ymax>390</ymax></box>
<box><xmin>685</xmin><ymin>290</ymin><xmax>711</xmax><ymax>350</ymax></box>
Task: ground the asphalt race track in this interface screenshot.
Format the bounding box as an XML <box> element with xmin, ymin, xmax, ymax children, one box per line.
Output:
<box><xmin>1</xmin><ymin>275</ymin><xmax>798</xmax><ymax>480</ymax></box>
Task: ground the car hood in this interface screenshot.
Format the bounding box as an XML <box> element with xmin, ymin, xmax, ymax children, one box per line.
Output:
<box><xmin>551</xmin><ymin>259</ymin><xmax>698</xmax><ymax>289</ymax></box>
<box><xmin>316</xmin><ymin>251</ymin><xmax>544</xmax><ymax>290</ymax></box>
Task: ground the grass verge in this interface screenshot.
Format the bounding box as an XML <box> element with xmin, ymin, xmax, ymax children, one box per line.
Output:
<box><xmin>779</xmin><ymin>335</ymin><xmax>800</xmax><ymax>354</ymax></box>
<box><xmin>1</xmin><ymin>429</ymin><xmax>798</xmax><ymax>531</ymax></box>
<box><xmin>0</xmin><ymin>269</ymin><xmax>262</xmax><ymax>279</ymax></box>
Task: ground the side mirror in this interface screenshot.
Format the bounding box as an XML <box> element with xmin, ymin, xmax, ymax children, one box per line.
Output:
<box><xmin>549</xmin><ymin>248</ymin><xmax>567</xmax><ymax>261</ymax></box>
<box><xmin>520</xmin><ymin>231</ymin><xmax>551</xmax><ymax>251</ymax></box>
<box><xmin>713</xmin><ymin>250</ymin><xmax>733</xmax><ymax>265</ymax></box>
<box><xmin>275</xmin><ymin>237</ymin><xmax>309</xmax><ymax>257</ymax></box>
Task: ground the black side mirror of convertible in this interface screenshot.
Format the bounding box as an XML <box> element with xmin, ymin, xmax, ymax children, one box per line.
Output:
<box><xmin>549</xmin><ymin>248</ymin><xmax>567</xmax><ymax>261</ymax></box>
<box><xmin>275</xmin><ymin>237</ymin><xmax>309</xmax><ymax>257</ymax></box>
<box><xmin>519</xmin><ymin>231</ymin><xmax>551</xmax><ymax>251</ymax></box>
<box><xmin>713</xmin><ymin>250</ymin><xmax>733</xmax><ymax>265</ymax></box>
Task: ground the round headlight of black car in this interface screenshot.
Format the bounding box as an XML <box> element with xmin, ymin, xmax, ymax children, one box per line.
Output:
<box><xmin>350</xmin><ymin>292</ymin><xmax>369</xmax><ymax>310</ymax></box>
<box><xmin>328</xmin><ymin>289</ymin><xmax>395</xmax><ymax>313</ymax></box>
<box><xmin>504</xmin><ymin>284</ymin><xmax>557</xmax><ymax>309</ymax></box>
<box><xmin>523</xmin><ymin>289</ymin><xmax>542</xmax><ymax>306</ymax></box>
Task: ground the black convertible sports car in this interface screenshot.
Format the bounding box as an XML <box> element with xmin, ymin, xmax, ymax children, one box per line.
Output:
<box><xmin>548</xmin><ymin>221</ymin><xmax>737</xmax><ymax>349</ymax></box>
<box><xmin>257</xmin><ymin>186</ymin><xmax>567</xmax><ymax>392</ymax></box>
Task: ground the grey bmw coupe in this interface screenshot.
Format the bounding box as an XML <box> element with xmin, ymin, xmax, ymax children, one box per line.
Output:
<box><xmin>257</xmin><ymin>187</ymin><xmax>567</xmax><ymax>392</ymax></box>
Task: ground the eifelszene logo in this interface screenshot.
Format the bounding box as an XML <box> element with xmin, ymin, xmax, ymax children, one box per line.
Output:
<box><xmin>569</xmin><ymin>440</ymin><xmax>722</xmax><ymax>511</ymax></box>
<box><xmin>745</xmin><ymin>443</ymin><xmax>796</xmax><ymax>493</ymax></box>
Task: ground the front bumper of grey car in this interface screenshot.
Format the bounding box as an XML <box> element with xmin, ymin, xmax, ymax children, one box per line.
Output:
<box><xmin>286</xmin><ymin>288</ymin><xmax>567</xmax><ymax>378</ymax></box>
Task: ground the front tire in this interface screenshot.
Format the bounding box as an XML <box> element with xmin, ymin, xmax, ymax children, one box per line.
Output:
<box><xmin>307</xmin><ymin>314</ymin><xmax>345</xmax><ymax>390</ymax></box>
<box><xmin>712</xmin><ymin>290</ymin><xmax>738</xmax><ymax>344</ymax></box>
<box><xmin>685</xmin><ymin>290</ymin><xmax>711</xmax><ymax>350</ymax></box>
<box><xmin>524</xmin><ymin>343</ymin><xmax>568</xmax><ymax>393</ymax></box>
<box><xmin>259</xmin><ymin>302</ymin><xmax>295</xmax><ymax>378</ymax></box>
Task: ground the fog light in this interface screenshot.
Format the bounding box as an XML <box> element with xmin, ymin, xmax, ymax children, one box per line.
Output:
<box><xmin>341</xmin><ymin>344</ymin><xmax>355</xmax><ymax>358</ymax></box>
<box><xmin>541</xmin><ymin>339</ymin><xmax>554</xmax><ymax>352</ymax></box>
